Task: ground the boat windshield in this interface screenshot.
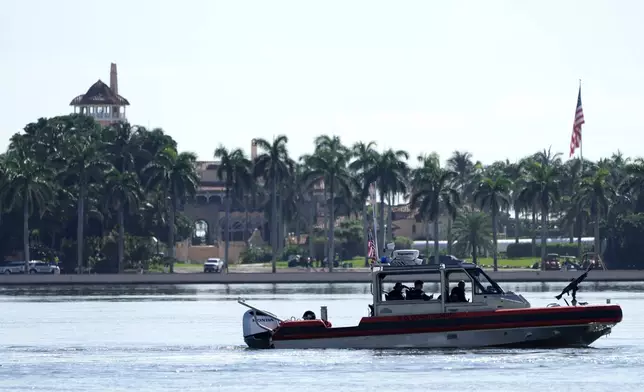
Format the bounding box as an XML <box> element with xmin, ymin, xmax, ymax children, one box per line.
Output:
<box><xmin>468</xmin><ymin>268</ymin><xmax>504</xmax><ymax>294</ymax></box>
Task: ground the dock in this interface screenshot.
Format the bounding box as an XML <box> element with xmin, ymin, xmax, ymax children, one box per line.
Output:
<box><xmin>0</xmin><ymin>269</ymin><xmax>643</xmax><ymax>286</ymax></box>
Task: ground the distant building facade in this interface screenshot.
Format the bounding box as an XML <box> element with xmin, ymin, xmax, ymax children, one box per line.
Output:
<box><xmin>68</xmin><ymin>66</ymin><xmax>326</xmax><ymax>262</ymax></box>
<box><xmin>70</xmin><ymin>63</ymin><xmax>130</xmax><ymax>126</ymax></box>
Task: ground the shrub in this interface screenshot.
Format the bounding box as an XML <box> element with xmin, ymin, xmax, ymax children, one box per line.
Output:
<box><xmin>394</xmin><ymin>236</ymin><xmax>413</xmax><ymax>249</ymax></box>
<box><xmin>506</xmin><ymin>242</ymin><xmax>591</xmax><ymax>258</ymax></box>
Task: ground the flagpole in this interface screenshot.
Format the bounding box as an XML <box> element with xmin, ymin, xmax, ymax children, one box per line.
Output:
<box><xmin>579</xmin><ymin>79</ymin><xmax>583</xmax><ymax>171</ymax></box>
<box><xmin>371</xmin><ymin>185</ymin><xmax>379</xmax><ymax>260</ymax></box>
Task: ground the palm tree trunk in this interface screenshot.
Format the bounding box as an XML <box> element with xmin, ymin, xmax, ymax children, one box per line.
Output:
<box><xmin>276</xmin><ymin>194</ymin><xmax>282</xmax><ymax>256</ymax></box>
<box><xmin>323</xmin><ymin>189</ymin><xmax>329</xmax><ymax>264</ymax></box>
<box><xmin>425</xmin><ymin>220</ymin><xmax>430</xmax><ymax>259</ymax></box>
<box><xmin>492</xmin><ymin>210</ymin><xmax>498</xmax><ymax>272</ymax></box>
<box><xmin>471</xmin><ymin>234</ymin><xmax>478</xmax><ymax>265</ymax></box>
<box><xmin>244</xmin><ymin>197</ymin><xmax>250</xmax><ymax>245</ymax></box>
<box><xmin>271</xmin><ymin>179</ymin><xmax>278</xmax><ymax>274</ymax></box>
<box><xmin>540</xmin><ymin>209</ymin><xmax>548</xmax><ymax>271</ymax></box>
<box><xmin>433</xmin><ymin>220</ymin><xmax>439</xmax><ymax>262</ymax></box>
<box><xmin>328</xmin><ymin>186</ymin><xmax>336</xmax><ymax>273</ymax></box>
<box><xmin>224</xmin><ymin>194</ymin><xmax>231</xmax><ymax>270</ymax></box>
<box><xmin>118</xmin><ymin>207</ymin><xmax>125</xmax><ymax>273</ymax></box>
<box><xmin>168</xmin><ymin>187</ymin><xmax>177</xmax><ymax>273</ymax></box>
<box><xmin>23</xmin><ymin>198</ymin><xmax>30</xmax><ymax>273</ymax></box>
<box><xmin>514</xmin><ymin>209</ymin><xmax>520</xmax><ymax>243</ymax></box>
<box><xmin>531</xmin><ymin>207</ymin><xmax>537</xmax><ymax>257</ymax></box>
<box><xmin>594</xmin><ymin>212</ymin><xmax>601</xmax><ymax>258</ymax></box>
<box><xmin>577</xmin><ymin>217</ymin><xmax>583</xmax><ymax>257</ymax></box>
<box><xmin>387</xmin><ymin>193</ymin><xmax>393</xmax><ymax>243</ymax></box>
<box><xmin>308</xmin><ymin>197</ymin><xmax>315</xmax><ymax>261</ymax></box>
<box><xmin>447</xmin><ymin>217</ymin><xmax>453</xmax><ymax>255</ymax></box>
<box><xmin>77</xmin><ymin>184</ymin><xmax>85</xmax><ymax>274</ymax></box>
<box><xmin>363</xmin><ymin>203</ymin><xmax>369</xmax><ymax>267</ymax></box>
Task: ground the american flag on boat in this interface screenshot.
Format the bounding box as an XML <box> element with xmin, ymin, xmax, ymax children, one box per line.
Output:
<box><xmin>367</xmin><ymin>228</ymin><xmax>377</xmax><ymax>261</ymax></box>
<box><xmin>569</xmin><ymin>85</ymin><xmax>585</xmax><ymax>157</ymax></box>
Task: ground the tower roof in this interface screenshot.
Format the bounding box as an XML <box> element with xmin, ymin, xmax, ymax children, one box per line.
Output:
<box><xmin>69</xmin><ymin>79</ymin><xmax>130</xmax><ymax>106</ymax></box>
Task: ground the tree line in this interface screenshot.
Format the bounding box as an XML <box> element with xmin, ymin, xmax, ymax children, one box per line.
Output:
<box><xmin>0</xmin><ymin>115</ymin><xmax>199</xmax><ymax>273</ymax></box>
<box><xmin>4</xmin><ymin>114</ymin><xmax>644</xmax><ymax>273</ymax></box>
<box><xmin>216</xmin><ymin>134</ymin><xmax>644</xmax><ymax>272</ymax></box>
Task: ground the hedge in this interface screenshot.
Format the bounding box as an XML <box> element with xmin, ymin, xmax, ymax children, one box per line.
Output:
<box><xmin>506</xmin><ymin>242</ymin><xmax>591</xmax><ymax>258</ymax></box>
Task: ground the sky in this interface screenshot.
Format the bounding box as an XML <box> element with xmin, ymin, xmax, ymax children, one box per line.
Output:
<box><xmin>1</xmin><ymin>0</ymin><xmax>642</xmax><ymax>167</ymax></box>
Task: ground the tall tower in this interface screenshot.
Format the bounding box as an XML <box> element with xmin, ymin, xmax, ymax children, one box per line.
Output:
<box><xmin>69</xmin><ymin>63</ymin><xmax>130</xmax><ymax>126</ymax></box>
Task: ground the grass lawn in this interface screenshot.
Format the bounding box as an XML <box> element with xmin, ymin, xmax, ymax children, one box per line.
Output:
<box><xmin>475</xmin><ymin>257</ymin><xmax>535</xmax><ymax>268</ymax></box>
<box><xmin>172</xmin><ymin>256</ymin><xmax>536</xmax><ymax>270</ymax></box>
<box><xmin>275</xmin><ymin>256</ymin><xmax>368</xmax><ymax>269</ymax></box>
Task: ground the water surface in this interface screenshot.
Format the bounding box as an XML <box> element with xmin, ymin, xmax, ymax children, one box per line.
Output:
<box><xmin>1</xmin><ymin>283</ymin><xmax>642</xmax><ymax>391</ymax></box>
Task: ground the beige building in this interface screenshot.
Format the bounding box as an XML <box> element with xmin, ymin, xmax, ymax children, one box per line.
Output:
<box><xmin>390</xmin><ymin>204</ymin><xmax>449</xmax><ymax>241</ymax></box>
<box><xmin>70</xmin><ymin>63</ymin><xmax>129</xmax><ymax>126</ymax></box>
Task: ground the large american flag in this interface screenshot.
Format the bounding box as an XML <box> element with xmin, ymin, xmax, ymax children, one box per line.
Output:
<box><xmin>367</xmin><ymin>228</ymin><xmax>377</xmax><ymax>261</ymax></box>
<box><xmin>569</xmin><ymin>85</ymin><xmax>585</xmax><ymax>157</ymax></box>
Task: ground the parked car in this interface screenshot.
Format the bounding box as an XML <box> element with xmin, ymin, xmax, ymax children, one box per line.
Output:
<box><xmin>27</xmin><ymin>261</ymin><xmax>60</xmax><ymax>274</ymax></box>
<box><xmin>203</xmin><ymin>258</ymin><xmax>223</xmax><ymax>273</ymax></box>
<box><xmin>0</xmin><ymin>261</ymin><xmax>26</xmax><ymax>274</ymax></box>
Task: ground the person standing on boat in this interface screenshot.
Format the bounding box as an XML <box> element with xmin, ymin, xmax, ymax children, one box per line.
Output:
<box><xmin>386</xmin><ymin>282</ymin><xmax>406</xmax><ymax>300</ymax></box>
<box><xmin>406</xmin><ymin>280</ymin><xmax>433</xmax><ymax>301</ymax></box>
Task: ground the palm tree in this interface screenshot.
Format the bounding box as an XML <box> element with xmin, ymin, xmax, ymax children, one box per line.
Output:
<box><xmin>62</xmin><ymin>129</ymin><xmax>110</xmax><ymax>273</ymax></box>
<box><xmin>1</xmin><ymin>148</ymin><xmax>54</xmax><ymax>271</ymax></box>
<box><xmin>301</xmin><ymin>135</ymin><xmax>352</xmax><ymax>272</ymax></box>
<box><xmin>452</xmin><ymin>207</ymin><xmax>492</xmax><ymax>264</ymax></box>
<box><xmin>520</xmin><ymin>160</ymin><xmax>561</xmax><ymax>269</ymax></box>
<box><xmin>447</xmin><ymin>151</ymin><xmax>476</xmax><ymax>201</ymax></box>
<box><xmin>575</xmin><ymin>168</ymin><xmax>615</xmax><ymax>258</ymax></box>
<box><xmin>103</xmin><ymin>169</ymin><xmax>143</xmax><ymax>272</ymax></box>
<box><xmin>252</xmin><ymin>136</ymin><xmax>293</xmax><ymax>273</ymax></box>
<box><xmin>410</xmin><ymin>158</ymin><xmax>460</xmax><ymax>262</ymax></box>
<box><xmin>363</xmin><ymin>149</ymin><xmax>409</xmax><ymax>250</ymax></box>
<box><xmin>620</xmin><ymin>158</ymin><xmax>644</xmax><ymax>213</ymax></box>
<box><xmin>349</xmin><ymin>141</ymin><xmax>378</xmax><ymax>266</ymax></box>
<box><xmin>144</xmin><ymin>147</ymin><xmax>199</xmax><ymax>272</ymax></box>
<box><xmin>500</xmin><ymin>160</ymin><xmax>526</xmax><ymax>243</ymax></box>
<box><xmin>474</xmin><ymin>176</ymin><xmax>511</xmax><ymax>271</ymax></box>
<box><xmin>214</xmin><ymin>146</ymin><xmax>252</xmax><ymax>270</ymax></box>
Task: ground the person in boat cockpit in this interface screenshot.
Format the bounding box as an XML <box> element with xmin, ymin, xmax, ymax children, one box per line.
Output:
<box><xmin>386</xmin><ymin>282</ymin><xmax>406</xmax><ymax>300</ymax></box>
<box><xmin>406</xmin><ymin>280</ymin><xmax>433</xmax><ymax>301</ymax></box>
<box><xmin>449</xmin><ymin>280</ymin><xmax>468</xmax><ymax>302</ymax></box>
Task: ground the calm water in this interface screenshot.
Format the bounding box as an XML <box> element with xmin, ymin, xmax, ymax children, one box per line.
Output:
<box><xmin>1</xmin><ymin>282</ymin><xmax>643</xmax><ymax>392</ymax></box>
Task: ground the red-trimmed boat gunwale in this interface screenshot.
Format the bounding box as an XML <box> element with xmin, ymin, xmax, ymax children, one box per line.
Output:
<box><xmin>271</xmin><ymin>305</ymin><xmax>622</xmax><ymax>341</ymax></box>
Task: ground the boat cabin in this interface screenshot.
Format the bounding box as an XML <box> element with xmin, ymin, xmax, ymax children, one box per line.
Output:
<box><xmin>370</xmin><ymin>262</ymin><xmax>530</xmax><ymax>317</ymax></box>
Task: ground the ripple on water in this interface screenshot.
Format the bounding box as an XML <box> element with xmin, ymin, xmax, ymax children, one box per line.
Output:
<box><xmin>0</xmin><ymin>287</ymin><xmax>643</xmax><ymax>391</ymax></box>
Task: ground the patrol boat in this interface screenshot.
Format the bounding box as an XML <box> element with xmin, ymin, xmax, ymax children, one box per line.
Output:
<box><xmin>238</xmin><ymin>258</ymin><xmax>622</xmax><ymax>349</ymax></box>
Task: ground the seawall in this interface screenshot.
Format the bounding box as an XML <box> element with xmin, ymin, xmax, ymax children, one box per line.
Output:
<box><xmin>0</xmin><ymin>270</ymin><xmax>643</xmax><ymax>286</ymax></box>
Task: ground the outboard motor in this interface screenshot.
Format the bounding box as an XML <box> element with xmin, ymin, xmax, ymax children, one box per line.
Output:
<box><xmin>242</xmin><ymin>309</ymin><xmax>280</xmax><ymax>349</ymax></box>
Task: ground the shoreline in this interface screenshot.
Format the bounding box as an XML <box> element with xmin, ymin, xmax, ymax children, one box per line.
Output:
<box><xmin>0</xmin><ymin>269</ymin><xmax>643</xmax><ymax>285</ymax></box>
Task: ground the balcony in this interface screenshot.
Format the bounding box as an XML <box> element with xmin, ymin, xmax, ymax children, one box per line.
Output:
<box><xmin>90</xmin><ymin>112</ymin><xmax>127</xmax><ymax>121</ymax></box>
